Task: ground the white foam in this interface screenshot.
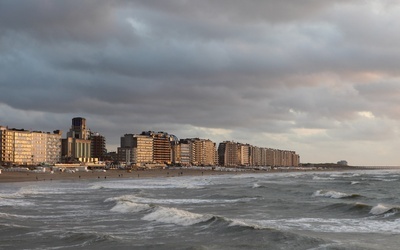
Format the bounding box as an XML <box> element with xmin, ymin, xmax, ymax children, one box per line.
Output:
<box><xmin>142</xmin><ymin>206</ymin><xmax>213</xmax><ymax>226</ymax></box>
<box><xmin>228</xmin><ymin>218</ymin><xmax>263</xmax><ymax>229</ymax></box>
<box><xmin>110</xmin><ymin>200</ymin><xmax>151</xmax><ymax>213</ymax></box>
<box><xmin>369</xmin><ymin>204</ymin><xmax>398</xmax><ymax>215</ymax></box>
<box><xmin>106</xmin><ymin>194</ymin><xmax>254</xmax><ymax>205</ymax></box>
<box><xmin>91</xmin><ymin>177</ymin><xmax>211</xmax><ymax>190</ymax></box>
<box><xmin>256</xmin><ymin>217</ymin><xmax>400</xmax><ymax>234</ymax></box>
<box><xmin>351</xmin><ymin>181</ymin><xmax>360</xmax><ymax>185</ymax></box>
<box><xmin>313</xmin><ymin>190</ymin><xmax>357</xmax><ymax>199</ymax></box>
<box><xmin>0</xmin><ymin>197</ymin><xmax>34</xmax><ymax>207</ymax></box>
<box><xmin>0</xmin><ymin>211</ymin><xmax>33</xmax><ymax>219</ymax></box>
<box><xmin>312</xmin><ymin>176</ymin><xmax>335</xmax><ymax>181</ymax></box>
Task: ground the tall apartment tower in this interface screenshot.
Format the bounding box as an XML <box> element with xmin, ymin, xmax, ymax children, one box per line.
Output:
<box><xmin>62</xmin><ymin>117</ymin><xmax>92</xmax><ymax>163</ymax></box>
<box><xmin>187</xmin><ymin>138</ymin><xmax>216</xmax><ymax>166</ymax></box>
<box><xmin>141</xmin><ymin>131</ymin><xmax>173</xmax><ymax>165</ymax></box>
<box><xmin>90</xmin><ymin>132</ymin><xmax>106</xmax><ymax>161</ymax></box>
<box><xmin>218</xmin><ymin>141</ymin><xmax>240</xmax><ymax>167</ymax></box>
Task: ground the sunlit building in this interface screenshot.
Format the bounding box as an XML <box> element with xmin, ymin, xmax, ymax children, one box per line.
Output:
<box><xmin>118</xmin><ymin>133</ymin><xmax>155</xmax><ymax>167</ymax></box>
<box><xmin>0</xmin><ymin>126</ymin><xmax>61</xmax><ymax>166</ymax></box>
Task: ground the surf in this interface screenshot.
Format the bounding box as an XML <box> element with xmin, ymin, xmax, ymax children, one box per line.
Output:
<box><xmin>313</xmin><ymin>190</ymin><xmax>362</xmax><ymax>199</ymax></box>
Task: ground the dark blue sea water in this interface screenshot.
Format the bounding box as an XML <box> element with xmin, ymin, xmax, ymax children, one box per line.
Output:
<box><xmin>1</xmin><ymin>170</ymin><xmax>400</xmax><ymax>249</ymax></box>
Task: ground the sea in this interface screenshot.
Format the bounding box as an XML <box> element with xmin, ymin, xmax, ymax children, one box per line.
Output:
<box><xmin>1</xmin><ymin>169</ymin><xmax>400</xmax><ymax>250</ymax></box>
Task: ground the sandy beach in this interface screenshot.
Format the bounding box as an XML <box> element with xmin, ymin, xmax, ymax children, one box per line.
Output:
<box><xmin>0</xmin><ymin>168</ymin><xmax>244</xmax><ymax>183</ymax></box>
<box><xmin>0</xmin><ymin>166</ymin><xmax>370</xmax><ymax>183</ymax></box>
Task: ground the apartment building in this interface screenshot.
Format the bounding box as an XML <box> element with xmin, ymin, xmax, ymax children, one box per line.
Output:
<box><xmin>132</xmin><ymin>135</ymin><xmax>153</xmax><ymax>166</ymax></box>
<box><xmin>172</xmin><ymin>140</ymin><xmax>191</xmax><ymax>166</ymax></box>
<box><xmin>141</xmin><ymin>131</ymin><xmax>173</xmax><ymax>165</ymax></box>
<box><xmin>239</xmin><ymin>144</ymin><xmax>250</xmax><ymax>166</ymax></box>
<box><xmin>184</xmin><ymin>138</ymin><xmax>216</xmax><ymax>166</ymax></box>
<box><xmin>218</xmin><ymin>141</ymin><xmax>240</xmax><ymax>167</ymax></box>
<box><xmin>118</xmin><ymin>133</ymin><xmax>154</xmax><ymax>166</ymax></box>
<box><xmin>218</xmin><ymin>141</ymin><xmax>300</xmax><ymax>167</ymax></box>
<box><xmin>0</xmin><ymin>126</ymin><xmax>61</xmax><ymax>166</ymax></box>
<box><xmin>90</xmin><ymin>132</ymin><xmax>106</xmax><ymax>161</ymax></box>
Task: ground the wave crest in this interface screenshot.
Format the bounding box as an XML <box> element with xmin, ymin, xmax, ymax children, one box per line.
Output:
<box><xmin>370</xmin><ymin>204</ymin><xmax>400</xmax><ymax>216</ymax></box>
<box><xmin>142</xmin><ymin>207</ymin><xmax>213</xmax><ymax>226</ymax></box>
<box><xmin>313</xmin><ymin>190</ymin><xmax>361</xmax><ymax>199</ymax></box>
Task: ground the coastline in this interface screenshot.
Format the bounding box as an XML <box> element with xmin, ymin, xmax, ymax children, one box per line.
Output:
<box><xmin>0</xmin><ymin>169</ymin><xmax>241</xmax><ymax>183</ymax></box>
<box><xmin>0</xmin><ymin>166</ymin><xmax>379</xmax><ymax>183</ymax></box>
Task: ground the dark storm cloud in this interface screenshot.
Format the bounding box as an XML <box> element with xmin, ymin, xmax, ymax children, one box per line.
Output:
<box><xmin>2</xmin><ymin>0</ymin><xmax>400</xmax><ymax>165</ymax></box>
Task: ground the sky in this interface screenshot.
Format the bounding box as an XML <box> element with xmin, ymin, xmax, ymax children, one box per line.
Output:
<box><xmin>1</xmin><ymin>0</ymin><xmax>400</xmax><ymax>166</ymax></box>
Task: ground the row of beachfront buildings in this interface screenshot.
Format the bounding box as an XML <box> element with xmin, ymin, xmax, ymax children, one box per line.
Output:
<box><xmin>0</xmin><ymin>117</ymin><xmax>300</xmax><ymax>168</ymax></box>
<box><xmin>0</xmin><ymin>117</ymin><xmax>105</xmax><ymax>167</ymax></box>
<box><xmin>117</xmin><ymin>132</ymin><xmax>299</xmax><ymax>168</ymax></box>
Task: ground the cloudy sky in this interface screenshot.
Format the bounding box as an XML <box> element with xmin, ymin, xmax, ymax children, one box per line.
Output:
<box><xmin>1</xmin><ymin>0</ymin><xmax>400</xmax><ymax>166</ymax></box>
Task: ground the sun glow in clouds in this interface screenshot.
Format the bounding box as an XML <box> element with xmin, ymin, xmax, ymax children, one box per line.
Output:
<box><xmin>358</xmin><ymin>111</ymin><xmax>375</xmax><ymax>119</ymax></box>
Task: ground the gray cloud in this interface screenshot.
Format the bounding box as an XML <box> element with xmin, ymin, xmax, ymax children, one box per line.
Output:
<box><xmin>1</xmin><ymin>0</ymin><xmax>400</xmax><ymax>165</ymax></box>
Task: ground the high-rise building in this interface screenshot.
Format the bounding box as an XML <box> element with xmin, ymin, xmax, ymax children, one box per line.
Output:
<box><xmin>61</xmin><ymin>117</ymin><xmax>92</xmax><ymax>163</ymax></box>
<box><xmin>68</xmin><ymin>117</ymin><xmax>90</xmax><ymax>140</ymax></box>
<box><xmin>0</xmin><ymin>126</ymin><xmax>61</xmax><ymax>166</ymax></box>
<box><xmin>239</xmin><ymin>144</ymin><xmax>250</xmax><ymax>166</ymax></box>
<box><xmin>217</xmin><ymin>141</ymin><xmax>299</xmax><ymax>167</ymax></box>
<box><xmin>132</xmin><ymin>135</ymin><xmax>153</xmax><ymax>166</ymax></box>
<box><xmin>177</xmin><ymin>138</ymin><xmax>216</xmax><ymax>166</ymax></box>
<box><xmin>141</xmin><ymin>131</ymin><xmax>173</xmax><ymax>164</ymax></box>
<box><xmin>218</xmin><ymin>141</ymin><xmax>240</xmax><ymax>167</ymax></box>
<box><xmin>90</xmin><ymin>132</ymin><xmax>106</xmax><ymax>161</ymax></box>
<box><xmin>118</xmin><ymin>134</ymin><xmax>153</xmax><ymax>166</ymax></box>
<box><xmin>192</xmin><ymin>138</ymin><xmax>216</xmax><ymax>166</ymax></box>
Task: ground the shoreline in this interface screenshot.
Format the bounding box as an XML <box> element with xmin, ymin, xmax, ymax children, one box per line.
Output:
<box><xmin>0</xmin><ymin>169</ymin><xmax>239</xmax><ymax>183</ymax></box>
<box><xmin>0</xmin><ymin>167</ymin><xmax>386</xmax><ymax>183</ymax></box>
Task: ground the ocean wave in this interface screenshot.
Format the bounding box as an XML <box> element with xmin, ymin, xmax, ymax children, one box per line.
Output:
<box><xmin>142</xmin><ymin>206</ymin><xmax>214</xmax><ymax>226</ymax></box>
<box><xmin>106</xmin><ymin>194</ymin><xmax>255</xmax><ymax>206</ymax></box>
<box><xmin>90</xmin><ymin>178</ymin><xmax>208</xmax><ymax>190</ymax></box>
<box><xmin>58</xmin><ymin>230</ymin><xmax>121</xmax><ymax>247</ymax></box>
<box><xmin>252</xmin><ymin>183</ymin><xmax>261</xmax><ymax>188</ymax></box>
<box><xmin>107</xmin><ymin>195</ymin><xmax>265</xmax><ymax>228</ymax></box>
<box><xmin>0</xmin><ymin>212</ymin><xmax>33</xmax><ymax>219</ymax></box>
<box><xmin>312</xmin><ymin>176</ymin><xmax>335</xmax><ymax>181</ymax></box>
<box><xmin>1</xmin><ymin>185</ymin><xmax>88</xmax><ymax>198</ymax></box>
<box><xmin>313</xmin><ymin>190</ymin><xmax>362</xmax><ymax>199</ymax></box>
<box><xmin>321</xmin><ymin>202</ymin><xmax>400</xmax><ymax>218</ymax></box>
<box><xmin>256</xmin><ymin>217</ymin><xmax>400</xmax><ymax>234</ymax></box>
<box><xmin>369</xmin><ymin>204</ymin><xmax>400</xmax><ymax>216</ymax></box>
<box><xmin>110</xmin><ymin>200</ymin><xmax>152</xmax><ymax>213</ymax></box>
<box><xmin>227</xmin><ymin>218</ymin><xmax>264</xmax><ymax>230</ymax></box>
<box><xmin>0</xmin><ymin>197</ymin><xmax>35</xmax><ymax>207</ymax></box>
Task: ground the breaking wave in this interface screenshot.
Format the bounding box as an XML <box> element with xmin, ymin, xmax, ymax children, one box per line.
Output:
<box><xmin>106</xmin><ymin>194</ymin><xmax>255</xmax><ymax>206</ymax></box>
<box><xmin>142</xmin><ymin>206</ymin><xmax>214</xmax><ymax>226</ymax></box>
<box><xmin>107</xmin><ymin>195</ymin><xmax>266</xmax><ymax>228</ymax></box>
<box><xmin>312</xmin><ymin>176</ymin><xmax>335</xmax><ymax>181</ymax></box>
<box><xmin>370</xmin><ymin>204</ymin><xmax>400</xmax><ymax>216</ymax></box>
<box><xmin>313</xmin><ymin>190</ymin><xmax>362</xmax><ymax>199</ymax></box>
